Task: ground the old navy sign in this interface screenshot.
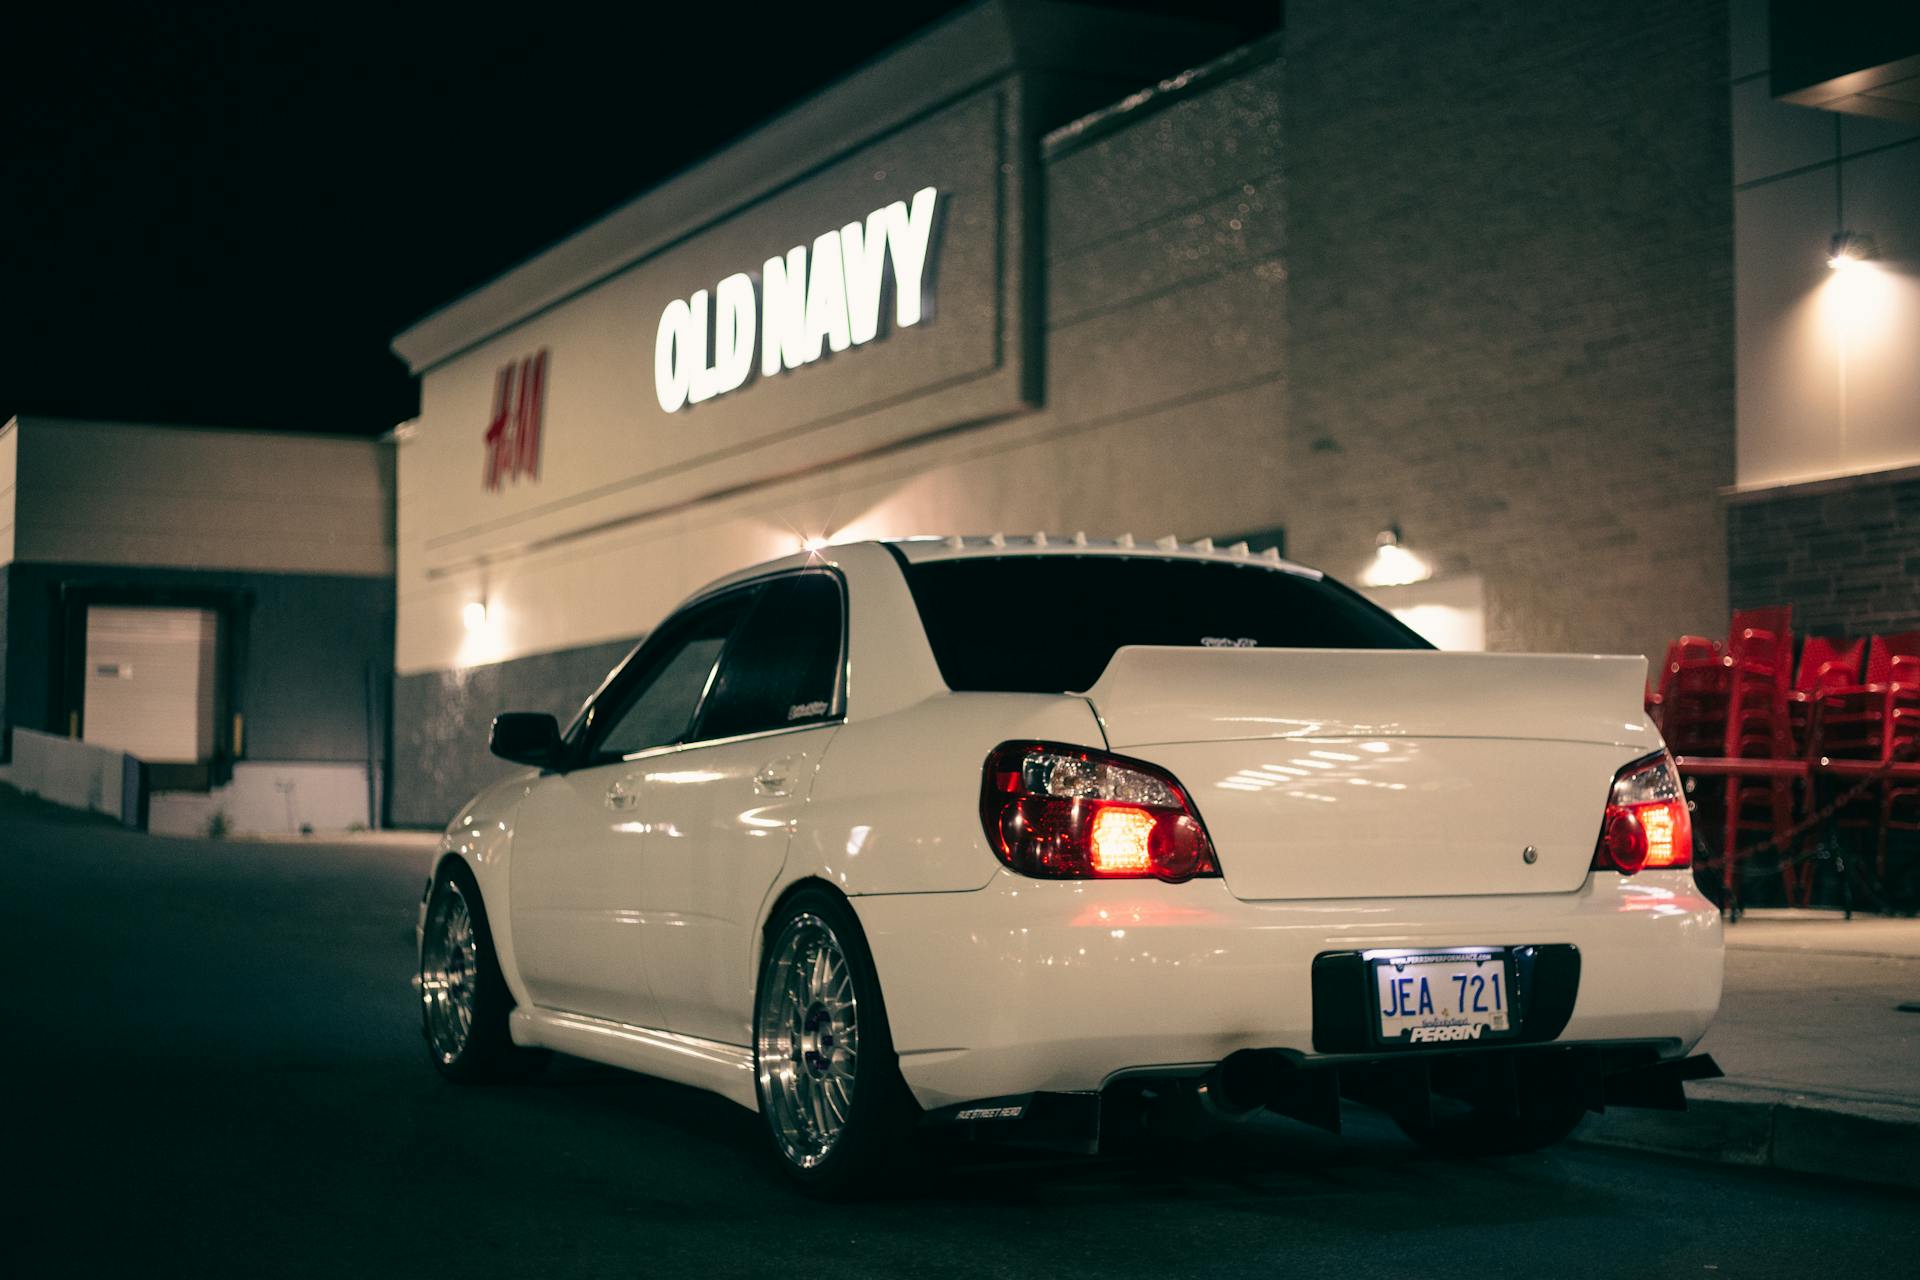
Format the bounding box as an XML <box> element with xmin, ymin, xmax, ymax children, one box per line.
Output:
<box><xmin>653</xmin><ymin>187</ymin><xmax>939</xmax><ymax>414</ymax></box>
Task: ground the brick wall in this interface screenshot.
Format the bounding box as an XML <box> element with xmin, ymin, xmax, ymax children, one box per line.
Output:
<box><xmin>390</xmin><ymin>637</ymin><xmax>635</xmax><ymax>827</ymax></box>
<box><xmin>1283</xmin><ymin>0</ymin><xmax>1735</xmax><ymax>664</ymax></box>
<box><xmin>1728</xmin><ymin>468</ymin><xmax>1920</xmax><ymax>640</ymax></box>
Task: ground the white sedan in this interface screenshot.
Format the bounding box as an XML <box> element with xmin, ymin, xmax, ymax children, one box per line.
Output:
<box><xmin>418</xmin><ymin>535</ymin><xmax>1722</xmax><ymax>1195</ymax></box>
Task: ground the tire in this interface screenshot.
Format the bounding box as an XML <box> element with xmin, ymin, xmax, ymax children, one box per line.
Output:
<box><xmin>419</xmin><ymin>861</ymin><xmax>546</xmax><ymax>1084</ymax></box>
<box><xmin>753</xmin><ymin>888</ymin><xmax>921</xmax><ymax>1198</ymax></box>
<box><xmin>1394</xmin><ymin>1060</ymin><xmax>1588</xmax><ymax>1156</ymax></box>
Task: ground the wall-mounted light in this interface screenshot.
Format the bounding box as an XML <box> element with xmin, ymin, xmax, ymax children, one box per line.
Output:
<box><xmin>800</xmin><ymin>536</ymin><xmax>830</xmax><ymax>553</ymax></box>
<box><xmin>1359</xmin><ymin>526</ymin><xmax>1432</xmax><ymax>588</ymax></box>
<box><xmin>462</xmin><ymin>601</ymin><xmax>489</xmax><ymax>632</ymax></box>
<box><xmin>1828</xmin><ymin>230</ymin><xmax>1877</xmax><ymax>271</ymax></box>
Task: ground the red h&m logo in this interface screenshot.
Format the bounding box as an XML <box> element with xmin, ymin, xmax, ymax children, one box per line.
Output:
<box><xmin>484</xmin><ymin>349</ymin><xmax>548</xmax><ymax>491</ymax></box>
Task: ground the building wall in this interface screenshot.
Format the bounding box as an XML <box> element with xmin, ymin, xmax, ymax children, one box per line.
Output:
<box><xmin>0</xmin><ymin>418</ymin><xmax>398</xmax><ymax>817</ymax></box>
<box><xmin>1731</xmin><ymin>0</ymin><xmax>1920</xmax><ymax>489</ymax></box>
<box><xmin>1728</xmin><ymin>466</ymin><xmax>1920</xmax><ymax>638</ymax></box>
<box><xmin>1721</xmin><ymin>0</ymin><xmax>1920</xmax><ymax>642</ymax></box>
<box><xmin>3</xmin><ymin>563</ymin><xmax>392</xmax><ymax>767</ymax></box>
<box><xmin>0</xmin><ymin>418</ymin><xmax>17</xmax><ymax>567</ymax></box>
<box><xmin>391</xmin><ymin>638</ymin><xmax>634</xmax><ymax>825</ymax></box>
<box><xmin>10</xmin><ymin>417</ymin><xmax>393</xmax><ymax>576</ymax></box>
<box><xmin>1281</xmin><ymin>0</ymin><xmax>1736</xmax><ymax>664</ymax></box>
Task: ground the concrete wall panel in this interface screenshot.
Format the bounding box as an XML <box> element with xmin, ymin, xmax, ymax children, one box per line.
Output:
<box><xmin>11</xmin><ymin>419</ymin><xmax>392</xmax><ymax>576</ymax></box>
<box><xmin>0</xmin><ymin>728</ymin><xmax>127</xmax><ymax>821</ymax></box>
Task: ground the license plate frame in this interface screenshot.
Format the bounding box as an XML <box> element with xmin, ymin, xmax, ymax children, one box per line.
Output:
<box><xmin>1366</xmin><ymin>947</ymin><xmax>1519</xmax><ymax>1047</ymax></box>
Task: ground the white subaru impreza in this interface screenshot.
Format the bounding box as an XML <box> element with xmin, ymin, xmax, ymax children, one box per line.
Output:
<box><xmin>419</xmin><ymin>536</ymin><xmax>1722</xmax><ymax>1195</ymax></box>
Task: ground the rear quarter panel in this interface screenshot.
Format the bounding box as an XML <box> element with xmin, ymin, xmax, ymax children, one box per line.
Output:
<box><xmin>784</xmin><ymin>692</ymin><xmax>1107</xmax><ymax>897</ymax></box>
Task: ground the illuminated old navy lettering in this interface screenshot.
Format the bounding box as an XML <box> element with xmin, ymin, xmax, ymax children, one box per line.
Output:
<box><xmin>654</xmin><ymin>187</ymin><xmax>940</xmax><ymax>413</ymax></box>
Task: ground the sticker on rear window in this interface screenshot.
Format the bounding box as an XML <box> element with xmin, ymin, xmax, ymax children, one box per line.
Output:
<box><xmin>1200</xmin><ymin>637</ymin><xmax>1259</xmax><ymax>648</ymax></box>
<box><xmin>788</xmin><ymin>700</ymin><xmax>830</xmax><ymax>721</ymax></box>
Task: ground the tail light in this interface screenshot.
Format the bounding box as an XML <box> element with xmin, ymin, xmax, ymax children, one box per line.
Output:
<box><xmin>1593</xmin><ymin>751</ymin><xmax>1692</xmax><ymax>874</ymax></box>
<box><xmin>980</xmin><ymin>742</ymin><xmax>1219</xmax><ymax>882</ymax></box>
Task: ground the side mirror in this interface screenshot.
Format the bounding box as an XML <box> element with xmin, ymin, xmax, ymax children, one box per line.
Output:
<box><xmin>490</xmin><ymin>712</ymin><xmax>563</xmax><ymax>767</ymax></box>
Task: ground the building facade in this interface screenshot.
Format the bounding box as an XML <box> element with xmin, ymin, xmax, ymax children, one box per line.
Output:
<box><xmin>1725</xmin><ymin>0</ymin><xmax>1920</xmax><ymax>634</ymax></box>
<box><xmin>386</xmin><ymin>0</ymin><xmax>1917</xmax><ymax>827</ymax></box>
<box><xmin>0</xmin><ymin>416</ymin><xmax>395</xmax><ymax>834</ymax></box>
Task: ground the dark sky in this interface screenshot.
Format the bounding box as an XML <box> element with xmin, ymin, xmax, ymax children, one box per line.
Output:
<box><xmin>3</xmin><ymin>2</ymin><xmax>1276</xmax><ymax>437</ymax></box>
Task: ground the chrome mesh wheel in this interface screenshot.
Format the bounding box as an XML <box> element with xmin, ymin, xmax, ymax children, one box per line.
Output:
<box><xmin>756</xmin><ymin>912</ymin><xmax>860</xmax><ymax>1170</ymax></box>
<box><xmin>420</xmin><ymin>881</ymin><xmax>479</xmax><ymax>1066</ymax></box>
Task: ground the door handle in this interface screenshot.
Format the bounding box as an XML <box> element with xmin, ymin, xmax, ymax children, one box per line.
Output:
<box><xmin>605</xmin><ymin>779</ymin><xmax>639</xmax><ymax>811</ymax></box>
<box><xmin>755</xmin><ymin>755</ymin><xmax>801</xmax><ymax>795</ymax></box>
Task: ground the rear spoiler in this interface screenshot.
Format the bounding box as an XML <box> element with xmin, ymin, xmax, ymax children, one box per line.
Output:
<box><xmin>1079</xmin><ymin>647</ymin><xmax>1656</xmax><ymax>750</ymax></box>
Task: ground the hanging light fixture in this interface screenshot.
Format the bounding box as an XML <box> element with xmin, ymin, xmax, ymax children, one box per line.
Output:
<box><xmin>1360</xmin><ymin>526</ymin><xmax>1432</xmax><ymax>588</ymax></box>
<box><xmin>1828</xmin><ymin>230</ymin><xmax>1876</xmax><ymax>271</ymax></box>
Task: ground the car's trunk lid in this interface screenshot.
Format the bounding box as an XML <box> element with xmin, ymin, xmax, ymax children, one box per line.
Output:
<box><xmin>1080</xmin><ymin>647</ymin><xmax>1656</xmax><ymax>901</ymax></box>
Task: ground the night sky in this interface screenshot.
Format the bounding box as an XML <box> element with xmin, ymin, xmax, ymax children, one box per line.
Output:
<box><xmin>3</xmin><ymin>2</ymin><xmax>1276</xmax><ymax>438</ymax></box>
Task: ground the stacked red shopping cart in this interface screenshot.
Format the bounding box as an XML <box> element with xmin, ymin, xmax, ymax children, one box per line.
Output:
<box><xmin>1647</xmin><ymin>608</ymin><xmax>1920</xmax><ymax>916</ymax></box>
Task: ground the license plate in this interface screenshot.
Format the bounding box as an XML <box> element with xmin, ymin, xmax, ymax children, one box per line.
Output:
<box><xmin>1370</xmin><ymin>949</ymin><xmax>1514</xmax><ymax>1045</ymax></box>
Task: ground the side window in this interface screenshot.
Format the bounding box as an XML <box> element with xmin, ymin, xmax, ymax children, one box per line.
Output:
<box><xmin>586</xmin><ymin>592</ymin><xmax>753</xmax><ymax>761</ymax></box>
<box><xmin>693</xmin><ymin>573</ymin><xmax>845</xmax><ymax>742</ymax></box>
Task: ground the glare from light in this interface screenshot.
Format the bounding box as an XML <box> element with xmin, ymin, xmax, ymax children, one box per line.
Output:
<box><xmin>1359</xmin><ymin>529</ymin><xmax>1432</xmax><ymax>588</ymax></box>
<box><xmin>800</xmin><ymin>536</ymin><xmax>830</xmax><ymax>553</ymax></box>
<box><xmin>1821</xmin><ymin>254</ymin><xmax>1899</xmax><ymax>349</ymax></box>
<box><xmin>462</xmin><ymin>601</ymin><xmax>489</xmax><ymax>632</ymax></box>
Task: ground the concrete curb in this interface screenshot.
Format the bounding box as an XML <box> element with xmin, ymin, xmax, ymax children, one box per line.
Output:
<box><xmin>221</xmin><ymin>830</ymin><xmax>444</xmax><ymax>849</ymax></box>
<box><xmin>1574</xmin><ymin>1080</ymin><xmax>1920</xmax><ymax>1194</ymax></box>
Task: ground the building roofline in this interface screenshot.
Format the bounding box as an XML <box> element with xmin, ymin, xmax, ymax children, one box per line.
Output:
<box><xmin>5</xmin><ymin>414</ymin><xmax>393</xmax><ymax>448</ymax></box>
<box><xmin>388</xmin><ymin>0</ymin><xmax>1240</xmax><ymax>376</ymax></box>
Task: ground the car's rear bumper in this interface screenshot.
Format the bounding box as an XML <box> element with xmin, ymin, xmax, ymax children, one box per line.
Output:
<box><xmin>855</xmin><ymin>868</ymin><xmax>1722</xmax><ymax>1111</ymax></box>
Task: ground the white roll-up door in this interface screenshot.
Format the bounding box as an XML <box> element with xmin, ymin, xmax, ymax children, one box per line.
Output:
<box><xmin>83</xmin><ymin>606</ymin><xmax>219</xmax><ymax>763</ymax></box>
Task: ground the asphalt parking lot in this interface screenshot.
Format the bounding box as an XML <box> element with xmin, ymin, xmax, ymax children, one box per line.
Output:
<box><xmin>3</xmin><ymin>790</ymin><xmax>1915</xmax><ymax>1279</ymax></box>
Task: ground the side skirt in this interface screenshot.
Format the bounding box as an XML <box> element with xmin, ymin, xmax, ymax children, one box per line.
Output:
<box><xmin>510</xmin><ymin>1007</ymin><xmax>760</xmax><ymax>1112</ymax></box>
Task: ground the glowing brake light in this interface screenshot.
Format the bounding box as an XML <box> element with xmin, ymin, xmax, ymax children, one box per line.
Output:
<box><xmin>1593</xmin><ymin>751</ymin><xmax>1692</xmax><ymax>875</ymax></box>
<box><xmin>980</xmin><ymin>742</ymin><xmax>1219</xmax><ymax>883</ymax></box>
<box><xmin>1090</xmin><ymin>806</ymin><xmax>1156</xmax><ymax>873</ymax></box>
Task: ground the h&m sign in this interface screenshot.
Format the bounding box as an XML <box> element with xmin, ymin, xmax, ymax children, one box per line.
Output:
<box><xmin>483</xmin><ymin>349</ymin><xmax>548</xmax><ymax>491</ymax></box>
<box><xmin>653</xmin><ymin>187</ymin><xmax>939</xmax><ymax>414</ymax></box>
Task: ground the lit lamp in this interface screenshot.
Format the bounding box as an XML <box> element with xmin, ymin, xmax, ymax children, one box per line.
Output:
<box><xmin>1360</xmin><ymin>526</ymin><xmax>1432</xmax><ymax>588</ymax></box>
<box><xmin>1828</xmin><ymin>230</ymin><xmax>1876</xmax><ymax>271</ymax></box>
<box><xmin>462</xmin><ymin>600</ymin><xmax>489</xmax><ymax>632</ymax></box>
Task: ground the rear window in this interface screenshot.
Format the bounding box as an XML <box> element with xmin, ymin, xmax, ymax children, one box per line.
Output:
<box><xmin>900</xmin><ymin>555</ymin><xmax>1430</xmax><ymax>693</ymax></box>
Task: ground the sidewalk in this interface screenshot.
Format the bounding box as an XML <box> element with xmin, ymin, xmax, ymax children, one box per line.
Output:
<box><xmin>1577</xmin><ymin>908</ymin><xmax>1920</xmax><ymax>1192</ymax></box>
